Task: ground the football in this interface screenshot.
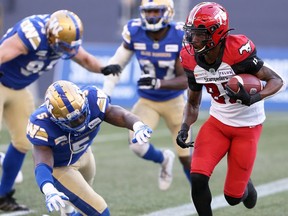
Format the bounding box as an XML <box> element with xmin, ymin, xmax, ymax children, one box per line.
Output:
<box><xmin>226</xmin><ymin>74</ymin><xmax>263</xmax><ymax>95</ymax></box>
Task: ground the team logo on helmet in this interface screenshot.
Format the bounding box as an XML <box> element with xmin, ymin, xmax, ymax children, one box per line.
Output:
<box><xmin>45</xmin><ymin>80</ymin><xmax>91</xmax><ymax>133</ymax></box>
<box><xmin>46</xmin><ymin>10</ymin><xmax>83</xmax><ymax>59</ymax></box>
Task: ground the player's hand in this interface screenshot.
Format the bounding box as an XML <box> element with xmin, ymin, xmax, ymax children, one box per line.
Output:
<box><xmin>101</xmin><ymin>64</ymin><xmax>121</xmax><ymax>76</ymax></box>
<box><xmin>132</xmin><ymin>122</ymin><xmax>153</xmax><ymax>145</ymax></box>
<box><xmin>45</xmin><ymin>191</ymin><xmax>69</xmax><ymax>212</ymax></box>
<box><xmin>137</xmin><ymin>74</ymin><xmax>161</xmax><ymax>89</ymax></box>
<box><xmin>176</xmin><ymin>124</ymin><xmax>194</xmax><ymax>148</ymax></box>
<box><xmin>226</xmin><ymin>82</ymin><xmax>261</xmax><ymax>106</ymax></box>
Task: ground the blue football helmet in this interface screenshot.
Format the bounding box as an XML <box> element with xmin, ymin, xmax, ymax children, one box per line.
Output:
<box><xmin>139</xmin><ymin>0</ymin><xmax>174</xmax><ymax>31</ymax></box>
<box><xmin>46</xmin><ymin>10</ymin><xmax>83</xmax><ymax>59</ymax></box>
<box><xmin>45</xmin><ymin>80</ymin><xmax>90</xmax><ymax>133</ymax></box>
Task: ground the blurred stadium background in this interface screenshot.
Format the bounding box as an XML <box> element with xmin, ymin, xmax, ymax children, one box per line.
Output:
<box><xmin>0</xmin><ymin>1</ymin><xmax>287</xmax><ymax>215</ymax></box>
<box><xmin>0</xmin><ymin>0</ymin><xmax>287</xmax><ymax>110</ymax></box>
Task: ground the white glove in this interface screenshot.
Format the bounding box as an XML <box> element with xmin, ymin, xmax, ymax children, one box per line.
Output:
<box><xmin>42</xmin><ymin>183</ymin><xmax>69</xmax><ymax>212</ymax></box>
<box><xmin>132</xmin><ymin>121</ymin><xmax>153</xmax><ymax>145</ymax></box>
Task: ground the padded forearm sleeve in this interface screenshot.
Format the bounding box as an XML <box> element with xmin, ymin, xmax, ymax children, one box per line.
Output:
<box><xmin>102</xmin><ymin>45</ymin><xmax>133</xmax><ymax>96</ymax></box>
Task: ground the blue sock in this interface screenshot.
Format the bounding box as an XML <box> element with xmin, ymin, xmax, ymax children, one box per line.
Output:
<box><xmin>0</xmin><ymin>144</ymin><xmax>25</xmax><ymax>196</ymax></box>
<box><xmin>142</xmin><ymin>143</ymin><xmax>164</xmax><ymax>164</ymax></box>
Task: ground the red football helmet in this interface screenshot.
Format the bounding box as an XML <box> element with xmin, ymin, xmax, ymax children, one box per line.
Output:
<box><xmin>183</xmin><ymin>2</ymin><xmax>230</xmax><ymax>55</ymax></box>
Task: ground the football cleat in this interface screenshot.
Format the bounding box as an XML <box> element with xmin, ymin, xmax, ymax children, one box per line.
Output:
<box><xmin>158</xmin><ymin>149</ymin><xmax>175</xmax><ymax>190</ymax></box>
<box><xmin>0</xmin><ymin>152</ymin><xmax>23</xmax><ymax>184</ymax></box>
<box><xmin>0</xmin><ymin>189</ymin><xmax>29</xmax><ymax>211</ymax></box>
<box><xmin>243</xmin><ymin>179</ymin><xmax>257</xmax><ymax>209</ymax></box>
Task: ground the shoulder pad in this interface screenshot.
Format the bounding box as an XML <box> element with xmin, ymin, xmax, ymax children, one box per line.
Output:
<box><xmin>224</xmin><ymin>35</ymin><xmax>256</xmax><ymax>64</ymax></box>
<box><xmin>169</xmin><ymin>22</ymin><xmax>184</xmax><ymax>39</ymax></box>
<box><xmin>122</xmin><ymin>18</ymin><xmax>142</xmax><ymax>44</ymax></box>
<box><xmin>17</xmin><ymin>15</ymin><xmax>46</xmax><ymax>51</ymax></box>
<box><xmin>180</xmin><ymin>46</ymin><xmax>197</xmax><ymax>71</ymax></box>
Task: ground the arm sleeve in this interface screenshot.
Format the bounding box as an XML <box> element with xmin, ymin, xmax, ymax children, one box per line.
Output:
<box><xmin>35</xmin><ymin>163</ymin><xmax>54</xmax><ymax>193</ymax></box>
<box><xmin>102</xmin><ymin>44</ymin><xmax>134</xmax><ymax>96</ymax></box>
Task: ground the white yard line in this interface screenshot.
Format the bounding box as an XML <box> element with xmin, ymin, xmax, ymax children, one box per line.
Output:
<box><xmin>141</xmin><ymin>178</ymin><xmax>288</xmax><ymax>216</ymax></box>
<box><xmin>1</xmin><ymin>178</ymin><xmax>287</xmax><ymax>216</ymax></box>
<box><xmin>0</xmin><ymin>210</ymin><xmax>35</xmax><ymax>216</ymax></box>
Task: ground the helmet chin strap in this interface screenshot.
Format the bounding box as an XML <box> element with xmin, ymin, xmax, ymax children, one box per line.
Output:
<box><xmin>76</xmin><ymin>125</ymin><xmax>86</xmax><ymax>132</ymax></box>
<box><xmin>195</xmin><ymin>45</ymin><xmax>207</xmax><ymax>53</ymax></box>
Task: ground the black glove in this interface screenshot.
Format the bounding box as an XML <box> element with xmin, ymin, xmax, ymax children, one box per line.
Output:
<box><xmin>100</xmin><ymin>64</ymin><xmax>121</xmax><ymax>76</ymax></box>
<box><xmin>137</xmin><ymin>74</ymin><xmax>161</xmax><ymax>89</ymax></box>
<box><xmin>226</xmin><ymin>82</ymin><xmax>261</xmax><ymax>106</ymax></box>
<box><xmin>176</xmin><ymin>123</ymin><xmax>194</xmax><ymax>148</ymax></box>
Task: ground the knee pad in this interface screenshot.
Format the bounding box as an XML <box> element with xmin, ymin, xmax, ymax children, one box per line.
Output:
<box><xmin>129</xmin><ymin>143</ymin><xmax>149</xmax><ymax>157</ymax></box>
<box><xmin>224</xmin><ymin>194</ymin><xmax>242</xmax><ymax>206</ymax></box>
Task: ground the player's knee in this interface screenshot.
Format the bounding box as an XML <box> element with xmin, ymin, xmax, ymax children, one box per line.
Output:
<box><xmin>12</xmin><ymin>141</ymin><xmax>32</xmax><ymax>153</ymax></box>
<box><xmin>129</xmin><ymin>142</ymin><xmax>149</xmax><ymax>157</ymax></box>
<box><xmin>224</xmin><ymin>194</ymin><xmax>242</xmax><ymax>206</ymax></box>
<box><xmin>191</xmin><ymin>173</ymin><xmax>209</xmax><ymax>193</ymax></box>
<box><xmin>100</xmin><ymin>207</ymin><xmax>110</xmax><ymax>216</ymax></box>
<box><xmin>179</xmin><ymin>156</ymin><xmax>191</xmax><ymax>170</ymax></box>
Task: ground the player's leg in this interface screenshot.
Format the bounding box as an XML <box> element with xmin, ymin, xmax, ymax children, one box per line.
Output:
<box><xmin>54</xmin><ymin>148</ymin><xmax>109</xmax><ymax>216</ymax></box>
<box><xmin>191</xmin><ymin>116</ymin><xmax>230</xmax><ymax>216</ymax></box>
<box><xmin>129</xmin><ymin>97</ymin><xmax>175</xmax><ymax>190</ymax></box>
<box><xmin>224</xmin><ymin>124</ymin><xmax>262</xmax><ymax>208</ymax></box>
<box><xmin>78</xmin><ymin>147</ymin><xmax>96</xmax><ymax>186</ymax></box>
<box><xmin>162</xmin><ymin>95</ymin><xmax>192</xmax><ymax>185</ymax></box>
<box><xmin>0</xmin><ymin>86</ymin><xmax>33</xmax><ymax>211</ymax></box>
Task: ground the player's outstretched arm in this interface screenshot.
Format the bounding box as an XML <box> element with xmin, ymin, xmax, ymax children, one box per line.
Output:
<box><xmin>72</xmin><ymin>47</ymin><xmax>122</xmax><ymax>76</ymax></box>
<box><xmin>0</xmin><ymin>33</ymin><xmax>28</xmax><ymax>65</ymax></box>
<box><xmin>33</xmin><ymin>146</ymin><xmax>69</xmax><ymax>213</ymax></box>
<box><xmin>102</xmin><ymin>43</ymin><xmax>134</xmax><ymax>96</ymax></box>
<box><xmin>104</xmin><ymin>104</ymin><xmax>152</xmax><ymax>145</ymax></box>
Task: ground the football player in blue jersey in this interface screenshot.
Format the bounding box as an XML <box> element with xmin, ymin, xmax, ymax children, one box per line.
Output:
<box><xmin>26</xmin><ymin>80</ymin><xmax>152</xmax><ymax>216</ymax></box>
<box><xmin>0</xmin><ymin>10</ymin><xmax>121</xmax><ymax>211</ymax></box>
<box><xmin>103</xmin><ymin>0</ymin><xmax>192</xmax><ymax>191</ymax></box>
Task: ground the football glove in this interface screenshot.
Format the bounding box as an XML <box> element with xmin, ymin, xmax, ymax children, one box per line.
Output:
<box><xmin>132</xmin><ymin>121</ymin><xmax>153</xmax><ymax>145</ymax></box>
<box><xmin>137</xmin><ymin>74</ymin><xmax>161</xmax><ymax>89</ymax></box>
<box><xmin>176</xmin><ymin>123</ymin><xmax>194</xmax><ymax>148</ymax></box>
<box><xmin>45</xmin><ymin>190</ymin><xmax>69</xmax><ymax>212</ymax></box>
<box><xmin>226</xmin><ymin>82</ymin><xmax>261</xmax><ymax>106</ymax></box>
<box><xmin>100</xmin><ymin>64</ymin><xmax>121</xmax><ymax>76</ymax></box>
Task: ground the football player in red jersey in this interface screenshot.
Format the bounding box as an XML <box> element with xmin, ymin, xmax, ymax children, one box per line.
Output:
<box><xmin>176</xmin><ymin>2</ymin><xmax>286</xmax><ymax>215</ymax></box>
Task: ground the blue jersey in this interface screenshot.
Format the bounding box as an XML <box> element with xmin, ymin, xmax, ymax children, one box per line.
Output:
<box><xmin>122</xmin><ymin>18</ymin><xmax>185</xmax><ymax>101</ymax></box>
<box><xmin>0</xmin><ymin>14</ymin><xmax>61</xmax><ymax>89</ymax></box>
<box><xmin>26</xmin><ymin>86</ymin><xmax>108</xmax><ymax>167</ymax></box>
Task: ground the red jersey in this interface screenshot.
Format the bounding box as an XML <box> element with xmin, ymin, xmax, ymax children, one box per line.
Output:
<box><xmin>180</xmin><ymin>34</ymin><xmax>265</xmax><ymax>127</ymax></box>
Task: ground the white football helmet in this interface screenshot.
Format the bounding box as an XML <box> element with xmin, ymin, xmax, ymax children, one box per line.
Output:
<box><xmin>46</xmin><ymin>10</ymin><xmax>83</xmax><ymax>59</ymax></box>
<box><xmin>45</xmin><ymin>80</ymin><xmax>90</xmax><ymax>133</ymax></box>
<box><xmin>139</xmin><ymin>0</ymin><xmax>174</xmax><ymax>31</ymax></box>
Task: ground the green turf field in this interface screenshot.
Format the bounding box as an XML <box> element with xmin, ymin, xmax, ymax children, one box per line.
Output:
<box><xmin>0</xmin><ymin>111</ymin><xmax>287</xmax><ymax>216</ymax></box>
